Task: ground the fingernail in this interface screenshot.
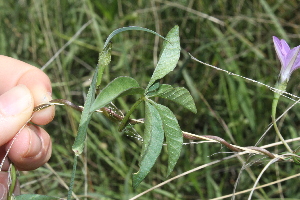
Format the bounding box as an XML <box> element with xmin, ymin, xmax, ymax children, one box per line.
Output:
<box><xmin>0</xmin><ymin>183</ymin><xmax>7</xmax><ymax>198</ymax></box>
<box><xmin>0</xmin><ymin>85</ymin><xmax>32</xmax><ymax>116</ymax></box>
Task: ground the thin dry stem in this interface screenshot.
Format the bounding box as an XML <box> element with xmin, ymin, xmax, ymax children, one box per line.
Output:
<box><xmin>211</xmin><ymin>172</ymin><xmax>300</xmax><ymax>200</ymax></box>
<box><xmin>130</xmin><ymin>137</ymin><xmax>300</xmax><ymax>200</ymax></box>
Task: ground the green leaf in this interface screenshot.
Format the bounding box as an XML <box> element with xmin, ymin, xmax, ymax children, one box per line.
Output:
<box><xmin>90</xmin><ymin>76</ymin><xmax>144</xmax><ymax>112</ymax></box>
<box><xmin>148</xmin><ymin>84</ymin><xmax>197</xmax><ymax>113</ymax></box>
<box><xmin>15</xmin><ymin>194</ymin><xmax>60</xmax><ymax>200</ymax></box>
<box><xmin>146</xmin><ymin>25</ymin><xmax>180</xmax><ymax>91</ymax></box>
<box><xmin>97</xmin><ymin>42</ymin><xmax>112</xmax><ymax>87</ymax></box>
<box><xmin>147</xmin><ymin>80</ymin><xmax>160</xmax><ymax>93</ymax></box>
<box><xmin>132</xmin><ymin>101</ymin><xmax>164</xmax><ymax>188</ymax></box>
<box><xmin>72</xmin><ymin>68</ymin><xmax>98</xmax><ymax>155</ymax></box>
<box><xmin>120</xmin><ymin>87</ymin><xmax>144</xmax><ymax>97</ymax></box>
<box><xmin>103</xmin><ymin>26</ymin><xmax>166</xmax><ymax>50</ymax></box>
<box><xmin>150</xmin><ymin>101</ymin><xmax>183</xmax><ymax>177</ymax></box>
<box><xmin>146</xmin><ymin>84</ymin><xmax>173</xmax><ymax>97</ymax></box>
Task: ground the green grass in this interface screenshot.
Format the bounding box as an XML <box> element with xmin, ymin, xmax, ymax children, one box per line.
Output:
<box><xmin>2</xmin><ymin>0</ymin><xmax>300</xmax><ymax>199</ymax></box>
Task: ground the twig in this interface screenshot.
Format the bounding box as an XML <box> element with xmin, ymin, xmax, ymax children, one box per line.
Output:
<box><xmin>35</xmin><ymin>99</ymin><xmax>290</xmax><ymax>160</ymax></box>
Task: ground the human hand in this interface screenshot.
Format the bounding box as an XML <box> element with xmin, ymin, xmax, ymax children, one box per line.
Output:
<box><xmin>0</xmin><ymin>56</ymin><xmax>55</xmax><ymax>197</ymax></box>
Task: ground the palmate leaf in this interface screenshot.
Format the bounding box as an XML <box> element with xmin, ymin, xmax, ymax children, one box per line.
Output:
<box><xmin>72</xmin><ymin>67</ymin><xmax>98</xmax><ymax>155</ymax></box>
<box><xmin>147</xmin><ymin>84</ymin><xmax>197</xmax><ymax>114</ymax></box>
<box><xmin>132</xmin><ymin>101</ymin><xmax>164</xmax><ymax>189</ymax></box>
<box><xmin>90</xmin><ymin>76</ymin><xmax>144</xmax><ymax>112</ymax></box>
<box><xmin>150</xmin><ymin>100</ymin><xmax>183</xmax><ymax>177</ymax></box>
<box><xmin>146</xmin><ymin>25</ymin><xmax>180</xmax><ymax>91</ymax></box>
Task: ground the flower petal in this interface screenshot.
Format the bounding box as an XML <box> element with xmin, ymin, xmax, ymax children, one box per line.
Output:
<box><xmin>291</xmin><ymin>46</ymin><xmax>300</xmax><ymax>72</ymax></box>
<box><xmin>280</xmin><ymin>46</ymin><xmax>300</xmax><ymax>82</ymax></box>
<box><xmin>285</xmin><ymin>47</ymin><xmax>300</xmax><ymax>69</ymax></box>
<box><xmin>273</xmin><ymin>36</ymin><xmax>300</xmax><ymax>83</ymax></box>
<box><xmin>273</xmin><ymin>36</ymin><xmax>288</xmax><ymax>67</ymax></box>
<box><xmin>280</xmin><ymin>39</ymin><xmax>290</xmax><ymax>55</ymax></box>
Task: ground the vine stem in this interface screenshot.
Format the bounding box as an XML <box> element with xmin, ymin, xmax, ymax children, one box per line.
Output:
<box><xmin>182</xmin><ymin>131</ymin><xmax>284</xmax><ymax>160</ymax></box>
<box><xmin>33</xmin><ymin>99</ymin><xmax>288</xmax><ymax>160</ymax></box>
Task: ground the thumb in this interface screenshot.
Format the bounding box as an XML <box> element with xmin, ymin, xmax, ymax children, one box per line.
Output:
<box><xmin>0</xmin><ymin>85</ymin><xmax>33</xmax><ymax>146</ymax></box>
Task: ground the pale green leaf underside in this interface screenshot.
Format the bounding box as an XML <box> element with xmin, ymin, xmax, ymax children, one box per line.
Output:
<box><xmin>90</xmin><ymin>76</ymin><xmax>142</xmax><ymax>112</ymax></box>
<box><xmin>132</xmin><ymin>101</ymin><xmax>164</xmax><ymax>188</ymax></box>
<box><xmin>98</xmin><ymin>43</ymin><xmax>112</xmax><ymax>67</ymax></box>
<box><xmin>151</xmin><ymin>101</ymin><xmax>183</xmax><ymax>177</ymax></box>
<box><xmin>146</xmin><ymin>25</ymin><xmax>180</xmax><ymax>91</ymax></box>
<box><xmin>97</xmin><ymin>43</ymin><xmax>112</xmax><ymax>87</ymax></box>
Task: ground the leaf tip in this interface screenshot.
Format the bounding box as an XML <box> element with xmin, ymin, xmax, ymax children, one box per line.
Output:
<box><xmin>132</xmin><ymin>172</ymin><xmax>141</xmax><ymax>189</ymax></box>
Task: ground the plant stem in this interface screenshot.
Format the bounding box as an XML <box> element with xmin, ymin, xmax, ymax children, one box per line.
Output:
<box><xmin>67</xmin><ymin>155</ymin><xmax>78</xmax><ymax>200</ymax></box>
<box><xmin>118</xmin><ymin>98</ymin><xmax>143</xmax><ymax>132</ymax></box>
<box><xmin>272</xmin><ymin>82</ymin><xmax>293</xmax><ymax>153</ymax></box>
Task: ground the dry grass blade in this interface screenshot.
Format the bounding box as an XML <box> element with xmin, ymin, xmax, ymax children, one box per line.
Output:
<box><xmin>130</xmin><ymin>137</ymin><xmax>300</xmax><ymax>199</ymax></box>
<box><xmin>247</xmin><ymin>157</ymin><xmax>280</xmax><ymax>200</ymax></box>
<box><xmin>211</xmin><ymin>172</ymin><xmax>300</xmax><ymax>200</ymax></box>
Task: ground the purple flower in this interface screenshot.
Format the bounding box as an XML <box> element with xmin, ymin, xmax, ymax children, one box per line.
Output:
<box><xmin>273</xmin><ymin>36</ymin><xmax>300</xmax><ymax>83</ymax></box>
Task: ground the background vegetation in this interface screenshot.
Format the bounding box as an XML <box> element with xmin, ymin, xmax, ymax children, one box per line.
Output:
<box><xmin>1</xmin><ymin>0</ymin><xmax>300</xmax><ymax>199</ymax></box>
